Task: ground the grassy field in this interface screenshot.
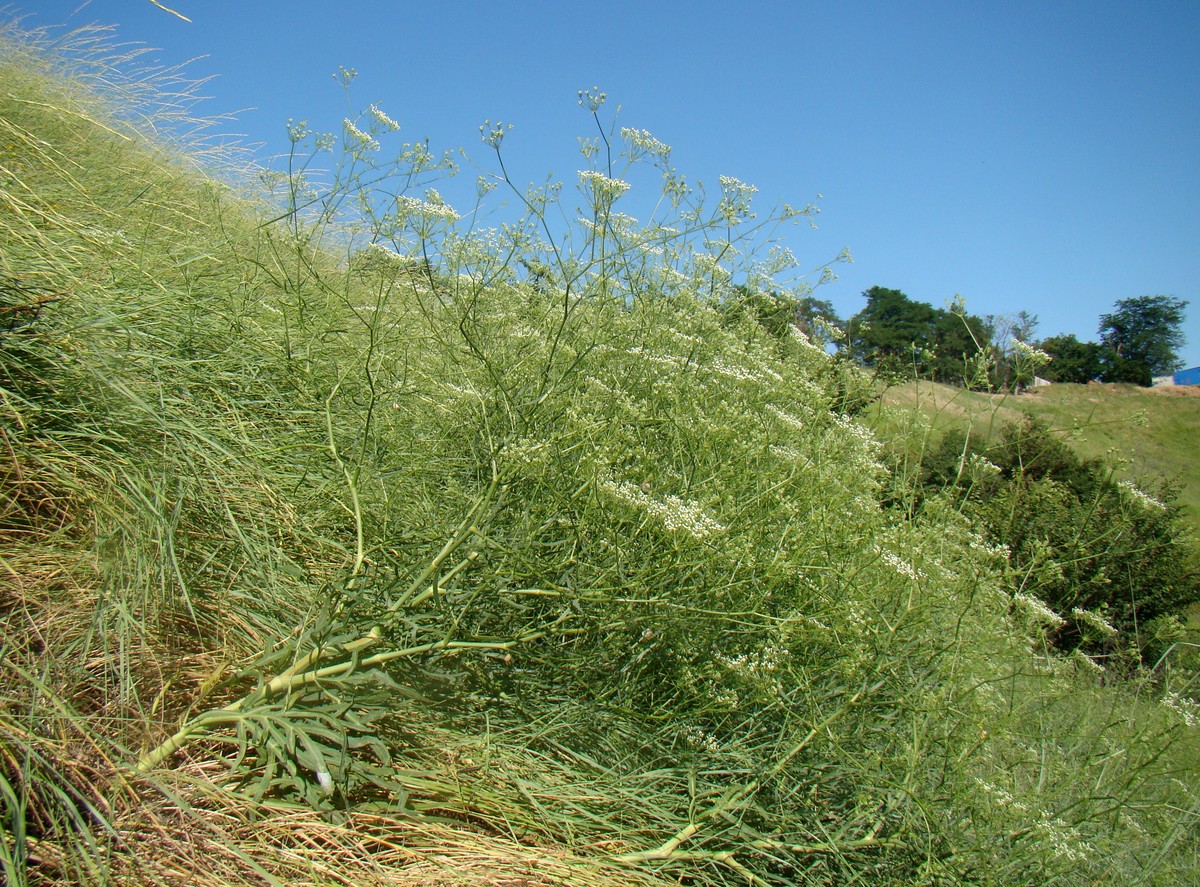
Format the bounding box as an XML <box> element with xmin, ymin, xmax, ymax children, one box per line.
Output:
<box><xmin>872</xmin><ymin>380</ymin><xmax>1200</xmax><ymax>531</ymax></box>
<box><xmin>3</xmin><ymin>20</ymin><xmax>1200</xmax><ymax>887</ymax></box>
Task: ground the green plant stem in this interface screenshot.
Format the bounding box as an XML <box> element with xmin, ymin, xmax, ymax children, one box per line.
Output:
<box><xmin>325</xmin><ymin>378</ymin><xmax>366</xmax><ymax>576</ymax></box>
<box><xmin>388</xmin><ymin>475</ymin><xmax>499</xmax><ymax>612</ymax></box>
<box><xmin>617</xmin><ymin>682</ymin><xmax>872</xmax><ymax>863</ymax></box>
<box><xmin>134</xmin><ymin>621</ymin><xmax>572</xmax><ymax>773</ymax></box>
<box><xmin>135</xmin><ymin>628</ymin><xmax>383</xmax><ymax>773</ymax></box>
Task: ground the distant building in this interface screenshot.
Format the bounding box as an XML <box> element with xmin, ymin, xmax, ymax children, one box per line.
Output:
<box><xmin>1174</xmin><ymin>366</ymin><xmax>1200</xmax><ymax>387</ymax></box>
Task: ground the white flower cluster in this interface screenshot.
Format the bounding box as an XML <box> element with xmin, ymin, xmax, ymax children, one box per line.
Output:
<box><xmin>578</xmin><ymin>211</ymin><xmax>639</xmax><ymax>238</ymax></box>
<box><xmin>662</xmin><ymin>169</ymin><xmax>690</xmax><ymax>205</ymax></box>
<box><xmin>967</xmin><ymin>533</ymin><xmax>1011</xmax><ymax>561</ymax></box>
<box><xmin>1030</xmin><ymin>812</ymin><xmax>1093</xmax><ymax>864</ymax></box>
<box><xmin>717</xmin><ymin>642</ymin><xmax>783</xmax><ymax>677</ymax></box>
<box><xmin>1118</xmin><ymin>479</ymin><xmax>1165</xmax><ymax>511</ymax></box>
<box><xmin>690</xmin><ymin>252</ymin><xmax>732</xmax><ymax>285</ymax></box>
<box><xmin>769</xmin><ymin>444</ymin><xmax>806</xmax><ymax>463</ymax></box>
<box><xmin>78</xmin><ymin>226</ymin><xmax>130</xmax><ymax>248</ymax></box>
<box><xmin>974</xmin><ymin>778</ymin><xmax>1030</xmax><ymax>813</ymax></box>
<box><xmin>712</xmin><ymin>688</ymin><xmax>739</xmax><ymax>709</ymax></box>
<box><xmin>583</xmin><ymin>374</ymin><xmax>618</xmax><ymax>396</ymax></box>
<box><xmin>1012</xmin><ymin>592</ymin><xmax>1066</xmax><ymax>629</ymax></box>
<box><xmin>665</xmin><ymin>328</ymin><xmax>704</xmax><ymax>348</ymax></box>
<box><xmin>442</xmin><ymin>381</ymin><xmax>484</xmax><ymax>401</ymax></box>
<box><xmin>523</xmin><ymin>179</ymin><xmax>563</xmax><ymax>215</ymax></box>
<box><xmin>878</xmin><ymin>549</ymin><xmax>924</xmax><ymax>582</ymax></box>
<box><xmin>343</xmin><ymin>118</ymin><xmax>380</xmax><ymax>153</ymax></box>
<box><xmin>974</xmin><ymin>778</ymin><xmax>1094</xmax><ymax>861</ymax></box>
<box><xmin>1162</xmin><ymin>691</ymin><xmax>1200</xmax><ymax>727</ymax></box>
<box><xmin>621</xmin><ymin>127</ymin><xmax>672</xmax><ymax>162</ymax></box>
<box><xmin>627</xmin><ymin>345</ymin><xmax>687</xmax><ymax>372</ymax></box>
<box><xmin>1070</xmin><ymin>607</ymin><xmax>1118</xmax><ymax>638</ymax></box>
<box><xmin>787</xmin><ymin>324</ymin><xmax>825</xmax><ymax>352</ymax></box>
<box><xmin>505</xmin><ymin>436</ymin><xmax>550</xmax><ymax>469</ymax></box>
<box><xmin>368</xmin><ymin>104</ymin><xmax>400</xmax><ymax>132</ymax></box>
<box><xmin>700</xmin><ymin>360</ymin><xmax>758</xmax><ymax>384</ymax></box>
<box><xmin>578</xmin><ymin>169</ymin><xmax>632</xmax><ymax>204</ymax></box>
<box><xmin>717</xmin><ymin>175</ymin><xmax>758</xmax><ymax>224</ymax></box>
<box><xmin>683</xmin><ymin>724</ymin><xmax>720</xmax><ymax>752</ymax></box>
<box><xmin>787</xmin><ymin>321</ymin><xmax>835</xmax><ymax>352</ymax></box>
<box><xmin>480</xmin><ymin>119</ymin><xmax>511</xmax><ymax>149</ymax></box>
<box><xmin>782</xmin><ymin>200</ymin><xmax>821</xmax><ymax>222</ymax></box>
<box><xmin>396</xmin><ymin>189</ymin><xmax>460</xmax><ymax>223</ymax></box>
<box><xmin>509</xmin><ymin>323</ymin><xmax>544</xmax><ymax>341</ymax></box>
<box><xmin>968</xmin><ymin>452</ymin><xmax>1002</xmax><ymax>480</ymax></box>
<box><xmin>974</xmin><ymin>782</ymin><xmax>1099</xmax><ymax>864</ymax></box>
<box><xmin>764</xmin><ymin>244</ymin><xmax>800</xmax><ymax>276</ymax></box>
<box><xmin>1069</xmin><ymin>648</ymin><xmax>1106</xmax><ymax>675</ymax></box>
<box><xmin>287</xmin><ymin>117</ymin><xmax>310</xmax><ymax>143</ymax></box>
<box><xmin>577</xmin><ymin>86</ymin><xmax>607</xmax><ymax>111</ymax></box>
<box><xmin>766</xmin><ymin>404</ymin><xmax>806</xmax><ymax>432</ymax></box>
<box><xmin>599</xmin><ymin>477</ymin><xmax>726</xmax><ymax>539</ymax></box>
<box><xmin>830</xmin><ymin>413</ymin><xmax>881</xmax><ymax>453</ymax></box>
<box><xmin>1011</xmin><ymin>338</ymin><xmax>1051</xmax><ymax>367</ymax></box>
<box><xmin>363</xmin><ymin>242</ymin><xmax>406</xmax><ymax>263</ymax></box>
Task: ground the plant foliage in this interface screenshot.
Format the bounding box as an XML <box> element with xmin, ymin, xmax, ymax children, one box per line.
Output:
<box><xmin>1099</xmin><ymin>295</ymin><xmax>1189</xmax><ymax>378</ymax></box>
<box><xmin>919</xmin><ymin>416</ymin><xmax>1200</xmax><ymax>664</ymax></box>
<box><xmin>2</xmin><ymin>19</ymin><xmax>1200</xmax><ymax>887</ymax></box>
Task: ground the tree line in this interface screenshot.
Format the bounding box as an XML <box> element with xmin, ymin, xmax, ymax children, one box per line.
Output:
<box><xmin>739</xmin><ymin>286</ymin><xmax>1189</xmax><ymax>389</ymax></box>
<box><xmin>1040</xmin><ymin>294</ymin><xmax>1189</xmax><ymax>385</ymax></box>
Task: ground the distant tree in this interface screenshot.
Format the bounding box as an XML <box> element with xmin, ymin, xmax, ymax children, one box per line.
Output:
<box><xmin>1100</xmin><ymin>351</ymin><xmax>1153</xmax><ymax>386</ymax></box>
<box><xmin>847</xmin><ymin>286</ymin><xmax>990</xmax><ymax>384</ymax></box>
<box><xmin>1098</xmin><ymin>295</ymin><xmax>1188</xmax><ymax>381</ymax></box>
<box><xmin>1038</xmin><ymin>334</ymin><xmax>1107</xmax><ymax>384</ymax></box>
<box><xmin>988</xmin><ymin>311</ymin><xmax>1040</xmax><ymax>389</ymax></box>
<box><xmin>932</xmin><ymin>308</ymin><xmax>993</xmax><ymax>386</ymax></box>
<box><xmin>1011</xmin><ymin>310</ymin><xmax>1039</xmax><ymax>345</ymax></box>
<box><xmin>846</xmin><ymin>287</ymin><xmax>937</xmax><ymax>377</ymax></box>
<box><xmin>794</xmin><ymin>296</ymin><xmax>843</xmax><ymax>345</ymax></box>
<box><xmin>988</xmin><ymin>311</ymin><xmax>1039</xmax><ymax>350</ymax></box>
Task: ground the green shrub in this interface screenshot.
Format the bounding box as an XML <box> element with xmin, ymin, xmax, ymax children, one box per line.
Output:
<box><xmin>921</xmin><ymin>416</ymin><xmax>1200</xmax><ymax>663</ymax></box>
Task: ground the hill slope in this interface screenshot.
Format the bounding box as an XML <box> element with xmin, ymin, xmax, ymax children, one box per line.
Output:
<box><xmin>3</xmin><ymin>20</ymin><xmax>1200</xmax><ymax>886</ymax></box>
<box><xmin>875</xmin><ymin>380</ymin><xmax>1200</xmax><ymax>530</ymax></box>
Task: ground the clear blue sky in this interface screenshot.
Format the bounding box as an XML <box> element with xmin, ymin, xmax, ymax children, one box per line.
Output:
<box><xmin>17</xmin><ymin>1</ymin><xmax>1200</xmax><ymax>367</ymax></box>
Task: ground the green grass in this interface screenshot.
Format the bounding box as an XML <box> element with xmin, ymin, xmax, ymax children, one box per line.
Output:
<box><xmin>3</xmin><ymin>18</ymin><xmax>1200</xmax><ymax>887</ymax></box>
<box><xmin>872</xmin><ymin>379</ymin><xmax>1200</xmax><ymax>531</ymax></box>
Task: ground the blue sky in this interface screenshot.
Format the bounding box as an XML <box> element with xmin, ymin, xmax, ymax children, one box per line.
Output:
<box><xmin>18</xmin><ymin>0</ymin><xmax>1200</xmax><ymax>367</ymax></box>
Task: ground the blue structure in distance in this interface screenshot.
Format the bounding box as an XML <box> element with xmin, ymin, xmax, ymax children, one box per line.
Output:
<box><xmin>1174</xmin><ymin>366</ymin><xmax>1200</xmax><ymax>386</ymax></box>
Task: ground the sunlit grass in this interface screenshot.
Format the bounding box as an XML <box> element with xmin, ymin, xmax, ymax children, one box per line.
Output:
<box><xmin>872</xmin><ymin>379</ymin><xmax>1200</xmax><ymax>531</ymax></box>
<box><xmin>2</xmin><ymin>16</ymin><xmax>1199</xmax><ymax>886</ymax></box>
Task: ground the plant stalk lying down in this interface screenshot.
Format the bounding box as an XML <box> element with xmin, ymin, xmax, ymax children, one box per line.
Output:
<box><xmin>135</xmin><ymin>622</ymin><xmax>570</xmax><ymax>774</ymax></box>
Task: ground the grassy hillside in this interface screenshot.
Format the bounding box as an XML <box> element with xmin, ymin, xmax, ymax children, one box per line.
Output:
<box><xmin>873</xmin><ymin>380</ymin><xmax>1200</xmax><ymax>531</ymax></box>
<box><xmin>3</xmin><ymin>21</ymin><xmax>1200</xmax><ymax>887</ymax></box>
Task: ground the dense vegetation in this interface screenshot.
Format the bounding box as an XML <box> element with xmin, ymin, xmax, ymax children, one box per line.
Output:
<box><xmin>3</xmin><ymin>22</ymin><xmax>1200</xmax><ymax>886</ymax></box>
<box><xmin>835</xmin><ymin>286</ymin><xmax>1189</xmax><ymax>390</ymax></box>
<box><xmin>913</xmin><ymin>416</ymin><xmax>1200</xmax><ymax>663</ymax></box>
<box><xmin>1037</xmin><ymin>294</ymin><xmax>1190</xmax><ymax>387</ymax></box>
<box><xmin>873</xmin><ymin>379</ymin><xmax>1200</xmax><ymax>534</ymax></box>
<box><xmin>845</xmin><ymin>286</ymin><xmax>995</xmax><ymax>386</ymax></box>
